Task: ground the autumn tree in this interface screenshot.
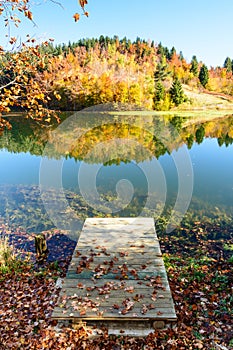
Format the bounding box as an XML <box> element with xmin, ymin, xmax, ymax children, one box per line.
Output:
<box><xmin>199</xmin><ymin>64</ymin><xmax>209</xmax><ymax>88</ymax></box>
<box><xmin>0</xmin><ymin>0</ymin><xmax>88</xmax><ymax>130</ymax></box>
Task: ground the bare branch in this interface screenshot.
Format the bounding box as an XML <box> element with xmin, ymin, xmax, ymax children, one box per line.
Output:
<box><xmin>0</xmin><ymin>78</ymin><xmax>17</xmax><ymax>91</ymax></box>
<box><xmin>48</xmin><ymin>0</ymin><xmax>64</xmax><ymax>10</ymax></box>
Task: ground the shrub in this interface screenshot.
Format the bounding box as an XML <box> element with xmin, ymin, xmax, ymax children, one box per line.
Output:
<box><xmin>0</xmin><ymin>236</ymin><xmax>28</xmax><ymax>275</ymax></box>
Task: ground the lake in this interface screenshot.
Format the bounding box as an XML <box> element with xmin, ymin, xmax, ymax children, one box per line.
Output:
<box><xmin>0</xmin><ymin>111</ymin><xmax>233</xmax><ymax>239</ymax></box>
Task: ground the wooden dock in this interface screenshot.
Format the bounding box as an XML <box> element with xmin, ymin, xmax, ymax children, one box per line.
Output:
<box><xmin>52</xmin><ymin>218</ymin><xmax>177</xmax><ymax>335</ymax></box>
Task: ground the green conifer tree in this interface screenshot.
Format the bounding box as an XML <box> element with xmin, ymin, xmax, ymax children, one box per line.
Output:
<box><xmin>169</xmin><ymin>77</ymin><xmax>185</xmax><ymax>106</ymax></box>
<box><xmin>186</xmin><ymin>134</ymin><xmax>194</xmax><ymax>149</ymax></box>
<box><xmin>179</xmin><ymin>51</ymin><xmax>184</xmax><ymax>61</ymax></box>
<box><xmin>153</xmin><ymin>80</ymin><xmax>165</xmax><ymax>110</ymax></box>
<box><xmin>154</xmin><ymin>80</ymin><xmax>165</xmax><ymax>102</ymax></box>
<box><xmin>154</xmin><ymin>57</ymin><xmax>170</xmax><ymax>82</ymax></box>
<box><xmin>198</xmin><ymin>64</ymin><xmax>209</xmax><ymax>88</ymax></box>
<box><xmin>223</xmin><ymin>57</ymin><xmax>232</xmax><ymax>72</ymax></box>
<box><xmin>190</xmin><ymin>55</ymin><xmax>199</xmax><ymax>76</ymax></box>
<box><xmin>195</xmin><ymin>126</ymin><xmax>205</xmax><ymax>144</ymax></box>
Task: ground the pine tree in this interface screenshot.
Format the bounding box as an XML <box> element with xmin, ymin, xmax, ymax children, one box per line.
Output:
<box><xmin>153</xmin><ymin>81</ymin><xmax>165</xmax><ymax>110</ymax></box>
<box><xmin>168</xmin><ymin>46</ymin><xmax>176</xmax><ymax>60</ymax></box>
<box><xmin>179</xmin><ymin>51</ymin><xmax>184</xmax><ymax>61</ymax></box>
<box><xmin>190</xmin><ymin>55</ymin><xmax>199</xmax><ymax>76</ymax></box>
<box><xmin>154</xmin><ymin>57</ymin><xmax>170</xmax><ymax>82</ymax></box>
<box><xmin>186</xmin><ymin>134</ymin><xmax>194</xmax><ymax>149</ymax></box>
<box><xmin>153</xmin><ymin>80</ymin><xmax>165</xmax><ymax>110</ymax></box>
<box><xmin>154</xmin><ymin>80</ymin><xmax>165</xmax><ymax>102</ymax></box>
<box><xmin>223</xmin><ymin>57</ymin><xmax>232</xmax><ymax>72</ymax></box>
<box><xmin>157</xmin><ymin>42</ymin><xmax>164</xmax><ymax>56</ymax></box>
<box><xmin>195</xmin><ymin>126</ymin><xmax>205</xmax><ymax>144</ymax></box>
<box><xmin>169</xmin><ymin>77</ymin><xmax>185</xmax><ymax>106</ymax></box>
<box><xmin>199</xmin><ymin>64</ymin><xmax>209</xmax><ymax>88</ymax></box>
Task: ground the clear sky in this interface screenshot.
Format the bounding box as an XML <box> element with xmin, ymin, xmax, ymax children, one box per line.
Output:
<box><xmin>2</xmin><ymin>0</ymin><xmax>233</xmax><ymax>67</ymax></box>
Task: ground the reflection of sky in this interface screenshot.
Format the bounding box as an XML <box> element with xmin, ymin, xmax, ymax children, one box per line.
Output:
<box><xmin>0</xmin><ymin>151</ymin><xmax>41</xmax><ymax>185</ymax></box>
<box><xmin>0</xmin><ymin>137</ymin><xmax>233</xmax><ymax>210</ymax></box>
<box><xmin>190</xmin><ymin>138</ymin><xmax>233</xmax><ymax>207</ymax></box>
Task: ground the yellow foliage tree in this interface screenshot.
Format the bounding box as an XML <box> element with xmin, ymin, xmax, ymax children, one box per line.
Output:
<box><xmin>0</xmin><ymin>0</ymin><xmax>88</xmax><ymax>129</ymax></box>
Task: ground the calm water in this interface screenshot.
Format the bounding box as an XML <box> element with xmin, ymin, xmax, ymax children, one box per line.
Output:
<box><xmin>0</xmin><ymin>112</ymin><xmax>233</xmax><ymax>234</ymax></box>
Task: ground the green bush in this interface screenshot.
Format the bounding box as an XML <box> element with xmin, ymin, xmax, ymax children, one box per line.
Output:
<box><xmin>0</xmin><ymin>236</ymin><xmax>28</xmax><ymax>275</ymax></box>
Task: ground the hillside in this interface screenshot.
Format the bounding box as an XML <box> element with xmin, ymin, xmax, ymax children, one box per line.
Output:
<box><xmin>1</xmin><ymin>36</ymin><xmax>233</xmax><ymax>118</ymax></box>
<box><xmin>179</xmin><ymin>85</ymin><xmax>233</xmax><ymax>110</ymax></box>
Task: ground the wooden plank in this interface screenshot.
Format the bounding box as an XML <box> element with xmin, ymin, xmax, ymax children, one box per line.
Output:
<box><xmin>70</xmin><ymin>256</ymin><xmax>164</xmax><ymax>271</ymax></box>
<box><xmin>66</xmin><ymin>271</ymin><xmax>168</xmax><ymax>280</ymax></box>
<box><xmin>52</xmin><ymin>308</ymin><xmax>176</xmax><ymax>320</ymax></box>
<box><xmin>75</xmin><ymin>243</ymin><xmax>161</xmax><ymax>248</ymax></box>
<box><xmin>60</xmin><ymin>279</ymin><xmax>171</xmax><ymax>289</ymax></box>
<box><xmin>51</xmin><ymin>217</ymin><xmax>177</xmax><ymax>327</ymax></box>
<box><xmin>67</xmin><ymin>265</ymin><xmax>165</xmax><ymax>274</ymax></box>
<box><xmin>77</xmin><ymin>240</ymin><xmax>160</xmax><ymax>247</ymax></box>
<box><xmin>58</xmin><ymin>288</ymin><xmax>172</xmax><ymax>300</ymax></box>
<box><xmin>73</xmin><ymin>249</ymin><xmax>162</xmax><ymax>257</ymax></box>
<box><xmin>53</xmin><ymin>294</ymin><xmax>173</xmax><ymax>310</ymax></box>
<box><xmin>69</xmin><ymin>256</ymin><xmax>163</xmax><ymax>264</ymax></box>
<box><xmin>82</xmin><ymin>218</ymin><xmax>155</xmax><ymax>226</ymax></box>
<box><xmin>53</xmin><ymin>295</ymin><xmax>174</xmax><ymax>309</ymax></box>
<box><xmin>68</xmin><ymin>259</ymin><xmax>164</xmax><ymax>274</ymax></box>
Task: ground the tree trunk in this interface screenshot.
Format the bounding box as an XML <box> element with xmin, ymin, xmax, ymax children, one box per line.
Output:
<box><xmin>35</xmin><ymin>234</ymin><xmax>48</xmax><ymax>263</ymax></box>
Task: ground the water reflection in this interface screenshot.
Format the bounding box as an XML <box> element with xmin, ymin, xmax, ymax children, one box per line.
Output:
<box><xmin>0</xmin><ymin>112</ymin><xmax>233</xmax><ymax>233</ymax></box>
<box><xmin>1</xmin><ymin>113</ymin><xmax>233</xmax><ymax>161</ymax></box>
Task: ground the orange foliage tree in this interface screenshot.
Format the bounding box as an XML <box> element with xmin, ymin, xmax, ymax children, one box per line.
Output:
<box><xmin>39</xmin><ymin>42</ymin><xmax>156</xmax><ymax>110</ymax></box>
<box><xmin>0</xmin><ymin>0</ymin><xmax>88</xmax><ymax>130</ymax></box>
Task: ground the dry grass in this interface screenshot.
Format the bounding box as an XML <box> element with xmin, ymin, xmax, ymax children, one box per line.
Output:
<box><xmin>0</xmin><ymin>236</ymin><xmax>26</xmax><ymax>274</ymax></box>
<box><xmin>182</xmin><ymin>85</ymin><xmax>233</xmax><ymax>110</ymax></box>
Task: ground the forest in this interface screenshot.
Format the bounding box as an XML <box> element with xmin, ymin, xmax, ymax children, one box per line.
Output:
<box><xmin>1</xmin><ymin>35</ymin><xmax>233</xmax><ymax>126</ymax></box>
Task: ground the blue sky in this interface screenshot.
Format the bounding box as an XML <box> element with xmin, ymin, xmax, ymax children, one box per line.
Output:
<box><xmin>2</xmin><ymin>0</ymin><xmax>233</xmax><ymax>67</ymax></box>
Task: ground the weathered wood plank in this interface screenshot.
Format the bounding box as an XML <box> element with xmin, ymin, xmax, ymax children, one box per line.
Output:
<box><xmin>52</xmin><ymin>308</ymin><xmax>176</xmax><ymax>320</ymax></box>
<box><xmin>77</xmin><ymin>241</ymin><xmax>160</xmax><ymax>248</ymax></box>
<box><xmin>53</xmin><ymin>294</ymin><xmax>173</xmax><ymax>311</ymax></box>
<box><xmin>60</xmin><ymin>279</ymin><xmax>171</xmax><ymax>289</ymax></box>
<box><xmin>74</xmin><ymin>243</ymin><xmax>160</xmax><ymax>251</ymax></box>
<box><xmin>57</xmin><ymin>288</ymin><xmax>172</xmax><ymax>307</ymax></box>
<box><xmin>67</xmin><ymin>257</ymin><xmax>165</xmax><ymax>273</ymax></box>
<box><xmin>82</xmin><ymin>217</ymin><xmax>155</xmax><ymax>226</ymax></box>
<box><xmin>73</xmin><ymin>249</ymin><xmax>162</xmax><ymax>258</ymax></box>
<box><xmin>66</xmin><ymin>271</ymin><xmax>168</xmax><ymax>280</ymax></box>
<box><xmin>51</xmin><ymin>218</ymin><xmax>177</xmax><ymax>328</ymax></box>
<box><xmin>69</xmin><ymin>256</ymin><xmax>163</xmax><ymax>264</ymax></box>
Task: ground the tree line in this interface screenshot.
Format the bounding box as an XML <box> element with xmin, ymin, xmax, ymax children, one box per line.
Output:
<box><xmin>1</xmin><ymin>35</ymin><xmax>233</xmax><ymax>123</ymax></box>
